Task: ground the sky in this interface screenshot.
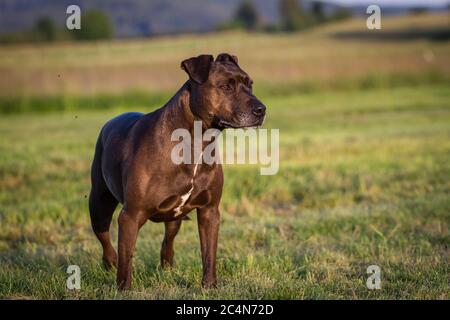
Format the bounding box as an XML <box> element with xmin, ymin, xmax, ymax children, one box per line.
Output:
<box><xmin>325</xmin><ymin>0</ymin><xmax>450</xmax><ymax>7</ymax></box>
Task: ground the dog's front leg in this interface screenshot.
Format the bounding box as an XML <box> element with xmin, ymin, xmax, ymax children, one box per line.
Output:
<box><xmin>197</xmin><ymin>205</ymin><xmax>220</xmax><ymax>287</ymax></box>
<box><xmin>117</xmin><ymin>209</ymin><xmax>146</xmax><ymax>290</ymax></box>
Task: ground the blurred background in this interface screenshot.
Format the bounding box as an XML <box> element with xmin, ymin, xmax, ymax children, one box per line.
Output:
<box><xmin>0</xmin><ymin>0</ymin><xmax>449</xmax><ymax>299</ymax></box>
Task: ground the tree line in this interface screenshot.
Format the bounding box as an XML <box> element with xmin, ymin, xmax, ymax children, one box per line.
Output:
<box><xmin>0</xmin><ymin>0</ymin><xmax>351</xmax><ymax>44</ymax></box>
<box><xmin>221</xmin><ymin>0</ymin><xmax>351</xmax><ymax>32</ymax></box>
<box><xmin>0</xmin><ymin>10</ymin><xmax>112</xmax><ymax>43</ymax></box>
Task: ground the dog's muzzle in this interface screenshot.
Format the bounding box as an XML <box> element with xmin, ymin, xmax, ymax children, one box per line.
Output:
<box><xmin>214</xmin><ymin>116</ymin><xmax>265</xmax><ymax>130</ymax></box>
<box><xmin>214</xmin><ymin>103</ymin><xmax>266</xmax><ymax>130</ymax></box>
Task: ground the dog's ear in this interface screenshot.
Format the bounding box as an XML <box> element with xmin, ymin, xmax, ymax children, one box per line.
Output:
<box><xmin>216</xmin><ymin>53</ymin><xmax>238</xmax><ymax>66</ymax></box>
<box><xmin>181</xmin><ymin>55</ymin><xmax>214</xmax><ymax>84</ymax></box>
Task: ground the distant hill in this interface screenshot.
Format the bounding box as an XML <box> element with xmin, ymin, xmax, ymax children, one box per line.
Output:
<box><xmin>0</xmin><ymin>0</ymin><xmax>448</xmax><ymax>38</ymax></box>
<box><xmin>0</xmin><ymin>0</ymin><xmax>279</xmax><ymax>37</ymax></box>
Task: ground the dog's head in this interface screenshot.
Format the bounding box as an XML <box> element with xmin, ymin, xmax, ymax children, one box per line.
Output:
<box><xmin>181</xmin><ymin>53</ymin><xmax>266</xmax><ymax>130</ymax></box>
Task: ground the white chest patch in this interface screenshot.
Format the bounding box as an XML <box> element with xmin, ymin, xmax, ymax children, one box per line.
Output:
<box><xmin>173</xmin><ymin>153</ymin><xmax>202</xmax><ymax>217</ymax></box>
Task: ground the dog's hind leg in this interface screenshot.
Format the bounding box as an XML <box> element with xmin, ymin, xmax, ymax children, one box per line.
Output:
<box><xmin>89</xmin><ymin>189</ymin><xmax>118</xmax><ymax>269</ymax></box>
<box><xmin>89</xmin><ymin>138</ymin><xmax>119</xmax><ymax>270</ymax></box>
<box><xmin>160</xmin><ymin>219</ymin><xmax>183</xmax><ymax>268</ymax></box>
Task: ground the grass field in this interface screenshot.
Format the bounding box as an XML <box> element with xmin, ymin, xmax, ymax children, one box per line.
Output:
<box><xmin>0</xmin><ymin>13</ymin><xmax>449</xmax><ymax>299</ymax></box>
<box><xmin>1</xmin><ymin>13</ymin><xmax>449</xmax><ymax>99</ymax></box>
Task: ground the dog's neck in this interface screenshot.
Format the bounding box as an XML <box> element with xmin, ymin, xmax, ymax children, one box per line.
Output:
<box><xmin>163</xmin><ymin>82</ymin><xmax>204</xmax><ymax>133</ymax></box>
<box><xmin>160</xmin><ymin>81</ymin><xmax>213</xmax><ymax>154</ymax></box>
<box><xmin>164</xmin><ymin>83</ymin><xmax>206</xmax><ymax>217</ymax></box>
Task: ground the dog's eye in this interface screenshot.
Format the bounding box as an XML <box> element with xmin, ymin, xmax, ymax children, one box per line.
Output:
<box><xmin>220</xmin><ymin>84</ymin><xmax>233</xmax><ymax>92</ymax></box>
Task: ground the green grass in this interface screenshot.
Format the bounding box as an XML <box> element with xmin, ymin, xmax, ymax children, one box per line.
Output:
<box><xmin>1</xmin><ymin>13</ymin><xmax>449</xmax><ymax>98</ymax></box>
<box><xmin>1</xmin><ymin>70</ymin><xmax>449</xmax><ymax>114</ymax></box>
<box><xmin>0</xmin><ymin>84</ymin><xmax>449</xmax><ymax>299</ymax></box>
<box><xmin>0</xmin><ymin>12</ymin><xmax>449</xmax><ymax>299</ymax></box>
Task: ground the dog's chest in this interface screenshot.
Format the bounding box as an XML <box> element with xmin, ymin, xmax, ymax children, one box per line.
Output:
<box><xmin>150</xmin><ymin>159</ymin><xmax>211</xmax><ymax>221</ymax></box>
<box><xmin>173</xmin><ymin>168</ymin><xmax>198</xmax><ymax>217</ymax></box>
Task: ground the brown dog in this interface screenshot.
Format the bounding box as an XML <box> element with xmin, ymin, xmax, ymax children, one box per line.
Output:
<box><xmin>89</xmin><ymin>53</ymin><xmax>266</xmax><ymax>289</ymax></box>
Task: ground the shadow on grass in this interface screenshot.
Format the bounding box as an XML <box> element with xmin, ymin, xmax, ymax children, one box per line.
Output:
<box><xmin>0</xmin><ymin>246</ymin><xmax>113</xmax><ymax>282</ymax></box>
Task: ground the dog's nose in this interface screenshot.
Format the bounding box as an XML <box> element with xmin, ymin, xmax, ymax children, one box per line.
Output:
<box><xmin>252</xmin><ymin>104</ymin><xmax>266</xmax><ymax>117</ymax></box>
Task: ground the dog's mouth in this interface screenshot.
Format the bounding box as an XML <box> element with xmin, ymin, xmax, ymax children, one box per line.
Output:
<box><xmin>214</xmin><ymin>117</ymin><xmax>265</xmax><ymax>130</ymax></box>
